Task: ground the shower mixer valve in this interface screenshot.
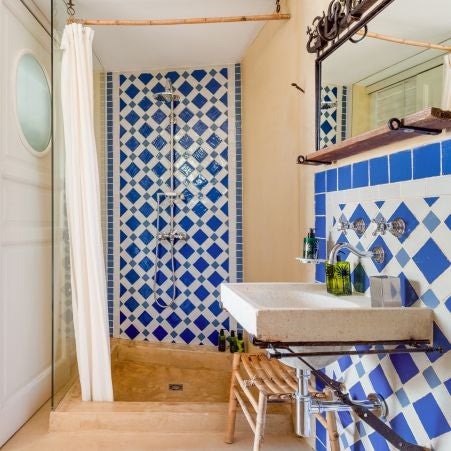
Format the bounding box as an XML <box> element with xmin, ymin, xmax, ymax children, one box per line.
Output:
<box><xmin>157</xmin><ymin>231</ymin><xmax>189</xmax><ymax>242</ymax></box>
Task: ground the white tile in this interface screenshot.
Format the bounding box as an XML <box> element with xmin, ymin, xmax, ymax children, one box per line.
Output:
<box><xmin>426</xmin><ymin>175</ymin><xmax>451</xmax><ymax>196</ymax></box>
<box><xmin>378</xmin><ymin>182</ymin><xmax>401</xmax><ymax>200</ymax></box>
<box><xmin>356</xmin><ymin>186</ymin><xmax>378</xmax><ymax>202</ymax></box>
<box><xmin>400</xmin><ymin>179</ymin><xmax>427</xmax><ymax>198</ymax></box>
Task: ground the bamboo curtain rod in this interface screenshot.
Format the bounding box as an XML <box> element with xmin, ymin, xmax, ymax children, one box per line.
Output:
<box><xmin>67</xmin><ymin>13</ymin><xmax>291</xmax><ymax>26</ymax></box>
<box><xmin>356</xmin><ymin>29</ymin><xmax>451</xmax><ymax>52</ymax></box>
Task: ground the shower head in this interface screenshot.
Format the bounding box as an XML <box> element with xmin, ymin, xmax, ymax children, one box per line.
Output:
<box><xmin>154</xmin><ymin>91</ymin><xmax>180</xmax><ymax>102</ymax></box>
<box><xmin>153</xmin><ymin>77</ymin><xmax>180</xmax><ymax>102</ymax></box>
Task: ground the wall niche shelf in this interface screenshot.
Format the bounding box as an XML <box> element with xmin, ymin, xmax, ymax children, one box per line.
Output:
<box><xmin>299</xmin><ymin>107</ymin><xmax>451</xmax><ymax>165</ymax></box>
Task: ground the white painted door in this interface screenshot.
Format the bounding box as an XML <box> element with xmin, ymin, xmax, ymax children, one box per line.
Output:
<box><xmin>0</xmin><ymin>0</ymin><xmax>51</xmax><ymax>445</ymax></box>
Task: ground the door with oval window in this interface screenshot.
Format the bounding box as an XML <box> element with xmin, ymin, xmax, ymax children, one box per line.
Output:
<box><xmin>0</xmin><ymin>0</ymin><xmax>51</xmax><ymax>445</ymax></box>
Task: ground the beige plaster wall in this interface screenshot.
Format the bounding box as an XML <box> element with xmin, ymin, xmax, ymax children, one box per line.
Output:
<box><xmin>241</xmin><ymin>0</ymin><xmax>451</xmax><ymax>283</ymax></box>
<box><xmin>241</xmin><ymin>0</ymin><xmax>326</xmax><ymax>282</ymax></box>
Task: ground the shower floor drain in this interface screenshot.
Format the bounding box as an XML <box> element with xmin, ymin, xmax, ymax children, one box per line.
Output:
<box><xmin>169</xmin><ymin>384</ymin><xmax>183</xmax><ymax>391</ymax></box>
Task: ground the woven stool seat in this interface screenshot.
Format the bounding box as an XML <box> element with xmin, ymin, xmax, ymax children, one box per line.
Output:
<box><xmin>224</xmin><ymin>353</ymin><xmax>340</xmax><ymax>451</ymax></box>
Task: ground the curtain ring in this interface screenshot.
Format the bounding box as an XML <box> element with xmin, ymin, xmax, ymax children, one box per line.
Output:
<box><xmin>349</xmin><ymin>24</ymin><xmax>368</xmax><ymax>44</ymax></box>
<box><xmin>276</xmin><ymin>0</ymin><xmax>281</xmax><ymax>14</ymax></box>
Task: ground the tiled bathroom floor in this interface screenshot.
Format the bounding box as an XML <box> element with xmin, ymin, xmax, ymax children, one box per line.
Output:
<box><xmin>2</xmin><ymin>401</ymin><xmax>313</xmax><ymax>451</ymax></box>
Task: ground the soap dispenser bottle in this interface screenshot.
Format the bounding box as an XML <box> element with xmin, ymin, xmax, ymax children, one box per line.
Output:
<box><xmin>326</xmin><ymin>254</ymin><xmax>352</xmax><ymax>296</ymax></box>
<box><xmin>303</xmin><ymin>228</ymin><xmax>319</xmax><ymax>260</ymax></box>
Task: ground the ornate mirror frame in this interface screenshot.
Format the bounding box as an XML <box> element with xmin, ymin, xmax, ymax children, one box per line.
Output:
<box><xmin>309</xmin><ymin>0</ymin><xmax>396</xmax><ymax>151</ymax></box>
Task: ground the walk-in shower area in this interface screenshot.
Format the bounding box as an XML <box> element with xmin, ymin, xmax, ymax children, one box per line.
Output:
<box><xmin>50</xmin><ymin>0</ymin><xmax>247</xmax><ymax>428</ymax></box>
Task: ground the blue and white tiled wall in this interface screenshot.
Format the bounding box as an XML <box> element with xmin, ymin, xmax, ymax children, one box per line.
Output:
<box><xmin>106</xmin><ymin>65</ymin><xmax>242</xmax><ymax>345</ymax></box>
<box><xmin>320</xmin><ymin>84</ymin><xmax>348</xmax><ymax>148</ymax></box>
<box><xmin>314</xmin><ymin>139</ymin><xmax>451</xmax><ymax>450</ymax></box>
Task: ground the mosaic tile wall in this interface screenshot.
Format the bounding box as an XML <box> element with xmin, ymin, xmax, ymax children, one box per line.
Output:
<box><xmin>106</xmin><ymin>65</ymin><xmax>242</xmax><ymax>345</ymax></box>
<box><xmin>313</xmin><ymin>139</ymin><xmax>451</xmax><ymax>450</ymax></box>
<box><xmin>320</xmin><ymin>84</ymin><xmax>348</xmax><ymax>149</ymax></box>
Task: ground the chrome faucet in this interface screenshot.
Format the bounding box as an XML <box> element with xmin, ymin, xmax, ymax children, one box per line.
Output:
<box><xmin>328</xmin><ymin>242</ymin><xmax>385</xmax><ymax>265</ymax></box>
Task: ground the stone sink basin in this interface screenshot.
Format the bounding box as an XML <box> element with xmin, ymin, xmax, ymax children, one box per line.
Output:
<box><xmin>220</xmin><ymin>283</ymin><xmax>433</xmax><ymax>369</ymax></box>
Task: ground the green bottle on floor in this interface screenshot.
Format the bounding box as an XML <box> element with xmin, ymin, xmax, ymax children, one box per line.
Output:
<box><xmin>227</xmin><ymin>330</ymin><xmax>238</xmax><ymax>353</ymax></box>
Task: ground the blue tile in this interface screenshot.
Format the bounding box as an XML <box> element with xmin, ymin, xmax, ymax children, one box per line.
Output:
<box><xmin>338</xmin><ymin>165</ymin><xmax>352</xmax><ymax>190</ymax></box>
<box><xmin>316</xmin><ymin>264</ymin><xmax>326</xmax><ymax>283</ymax></box>
<box><xmin>315</xmin><ymin>194</ymin><xmax>326</xmax><ymax>216</ymax></box>
<box><xmin>370</xmin><ymin>156</ymin><xmax>389</xmax><ymax>186</ymax></box>
<box><xmin>315</xmin><ymin>216</ymin><xmax>326</xmax><ymax>239</ymax></box>
<box><xmin>413</xmin><ymin>238</ymin><xmax>449</xmax><ymax>284</ymax></box>
<box><xmin>421</xmin><ymin>289</ymin><xmax>440</xmax><ymax>309</ymax></box>
<box><xmin>368</xmin><ymin>364</ymin><xmax>393</xmax><ymax>398</ymax></box>
<box><xmin>355</xmin><ymin>361</ymin><xmax>365</xmax><ymax>377</ymax></box>
<box><xmin>326</xmin><ymin>168</ymin><xmax>337</xmax><ymax>192</ymax></box>
<box><xmin>316</xmin><ymin>418</ymin><xmax>327</xmax><ymax>445</ymax></box>
<box><xmin>413</xmin><ymin>143</ymin><xmax>441</xmax><ymax>179</ymax></box>
<box><xmin>446</xmin><ymin>296</ymin><xmax>451</xmax><ymax>313</ymax></box>
<box><xmin>389</xmin><ymin>150</ymin><xmax>412</xmax><ymax>182</ymax></box>
<box><xmin>349</xmin><ymin>440</ymin><xmax>365</xmax><ymax>451</ymax></box>
<box><xmin>317</xmin><ymin>239</ymin><xmax>326</xmax><ymax>260</ymax></box>
<box><xmin>368</xmin><ymin>432</ymin><xmax>390</xmax><ymax>451</ymax></box>
<box><xmin>399</xmin><ymin>272</ymin><xmax>418</xmax><ymax>307</ymax></box>
<box><xmin>388</xmin><ymin>202</ymin><xmax>419</xmax><ymax>243</ymax></box>
<box><xmin>428</xmin><ymin>321</ymin><xmax>451</xmax><ymax>363</ymax></box>
<box><xmin>338</xmin><ymin>355</ymin><xmax>353</xmax><ymax>372</ymax></box>
<box><xmin>413</xmin><ymin>393</ymin><xmax>449</xmax><ymax>439</ymax></box>
<box><xmin>422</xmin><ymin>366</ymin><xmax>441</xmax><ymax>389</ymax></box>
<box><xmin>389</xmin><ymin>353</ymin><xmax>419</xmax><ymax>384</ymax></box>
<box><xmin>369</xmin><ymin>235</ymin><xmax>393</xmax><ymax>272</ymax></box>
<box><xmin>337</xmin><ymin>411</ymin><xmax>353</xmax><ymax>428</ymax></box>
<box><xmin>315</xmin><ymin>438</ymin><xmax>327</xmax><ymax>451</ymax></box>
<box><xmin>349</xmin><ymin>381</ymin><xmax>366</xmax><ymax>400</ymax></box>
<box><xmin>395</xmin><ymin>388</ymin><xmax>410</xmax><ymax>408</ymax></box>
<box><xmin>422</xmin><ymin>211</ymin><xmax>440</xmax><ymax>233</ymax></box>
<box><xmin>442</xmin><ymin>139</ymin><xmax>451</xmax><ymax>175</ymax></box>
<box><xmin>352</xmin><ymin>161</ymin><xmax>369</xmax><ymax>188</ymax></box>
<box><xmin>390</xmin><ymin>413</ymin><xmax>417</xmax><ymax>444</ymax></box>
<box><xmin>349</xmin><ymin>204</ymin><xmax>371</xmax><ymax>228</ymax></box>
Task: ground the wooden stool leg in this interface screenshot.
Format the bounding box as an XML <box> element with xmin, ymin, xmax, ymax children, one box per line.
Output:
<box><xmin>325</xmin><ymin>389</ymin><xmax>340</xmax><ymax>451</ymax></box>
<box><xmin>225</xmin><ymin>353</ymin><xmax>242</xmax><ymax>444</ymax></box>
<box><xmin>253</xmin><ymin>392</ymin><xmax>267</xmax><ymax>451</ymax></box>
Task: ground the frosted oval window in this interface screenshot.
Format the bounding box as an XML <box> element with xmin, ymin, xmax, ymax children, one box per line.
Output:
<box><xmin>16</xmin><ymin>53</ymin><xmax>51</xmax><ymax>153</ymax></box>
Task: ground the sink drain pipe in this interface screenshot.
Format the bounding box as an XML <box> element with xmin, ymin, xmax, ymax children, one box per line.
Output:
<box><xmin>293</xmin><ymin>369</ymin><xmax>385</xmax><ymax>437</ymax></box>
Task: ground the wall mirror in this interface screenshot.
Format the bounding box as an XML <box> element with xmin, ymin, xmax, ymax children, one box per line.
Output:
<box><xmin>313</xmin><ymin>0</ymin><xmax>451</xmax><ymax>150</ymax></box>
<box><xmin>16</xmin><ymin>52</ymin><xmax>52</xmax><ymax>154</ymax></box>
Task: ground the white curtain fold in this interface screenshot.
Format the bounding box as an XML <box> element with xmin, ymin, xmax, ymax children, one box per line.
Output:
<box><xmin>442</xmin><ymin>54</ymin><xmax>451</xmax><ymax>110</ymax></box>
<box><xmin>61</xmin><ymin>24</ymin><xmax>113</xmax><ymax>402</ymax></box>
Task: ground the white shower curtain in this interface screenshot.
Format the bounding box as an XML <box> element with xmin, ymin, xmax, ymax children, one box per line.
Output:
<box><xmin>443</xmin><ymin>54</ymin><xmax>451</xmax><ymax>110</ymax></box>
<box><xmin>61</xmin><ymin>24</ymin><xmax>113</xmax><ymax>401</ymax></box>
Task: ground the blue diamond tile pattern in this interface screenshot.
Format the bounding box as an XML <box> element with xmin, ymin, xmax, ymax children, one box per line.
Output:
<box><xmin>413</xmin><ymin>238</ymin><xmax>449</xmax><ymax>284</ymax></box>
<box><xmin>313</xmin><ymin>155</ymin><xmax>451</xmax><ymax>449</ymax></box>
<box><xmin>115</xmin><ymin>66</ymin><xmax>241</xmax><ymax>346</ymax></box>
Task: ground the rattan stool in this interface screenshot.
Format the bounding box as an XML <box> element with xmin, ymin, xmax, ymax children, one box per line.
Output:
<box><xmin>224</xmin><ymin>353</ymin><xmax>340</xmax><ymax>451</ymax></box>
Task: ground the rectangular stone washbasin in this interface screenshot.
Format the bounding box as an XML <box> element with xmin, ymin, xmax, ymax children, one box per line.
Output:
<box><xmin>221</xmin><ymin>283</ymin><xmax>433</xmax><ymax>344</ymax></box>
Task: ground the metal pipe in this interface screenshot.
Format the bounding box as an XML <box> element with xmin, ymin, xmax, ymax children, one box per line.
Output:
<box><xmin>311</xmin><ymin>398</ymin><xmax>383</xmax><ymax>414</ymax></box>
<box><xmin>294</xmin><ymin>369</ymin><xmax>311</xmax><ymax>437</ymax></box>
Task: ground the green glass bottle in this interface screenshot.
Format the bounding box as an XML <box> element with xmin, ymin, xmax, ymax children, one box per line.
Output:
<box><xmin>218</xmin><ymin>329</ymin><xmax>226</xmax><ymax>352</ymax></box>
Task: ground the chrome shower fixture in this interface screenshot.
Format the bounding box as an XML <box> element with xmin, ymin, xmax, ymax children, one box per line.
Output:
<box><xmin>372</xmin><ymin>216</ymin><xmax>406</xmax><ymax>238</ymax></box>
<box><xmin>153</xmin><ymin>78</ymin><xmax>180</xmax><ymax>103</ymax></box>
<box><xmin>151</xmin><ymin>77</ymin><xmax>187</xmax><ymax>311</ymax></box>
<box><xmin>337</xmin><ymin>217</ymin><xmax>367</xmax><ymax>236</ymax></box>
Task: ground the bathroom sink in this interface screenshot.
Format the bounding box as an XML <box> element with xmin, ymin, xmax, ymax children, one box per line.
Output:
<box><xmin>220</xmin><ymin>283</ymin><xmax>433</xmax><ymax>369</ymax></box>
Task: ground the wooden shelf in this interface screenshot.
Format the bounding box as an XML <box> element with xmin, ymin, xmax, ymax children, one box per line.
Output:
<box><xmin>305</xmin><ymin>107</ymin><xmax>451</xmax><ymax>163</ymax></box>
